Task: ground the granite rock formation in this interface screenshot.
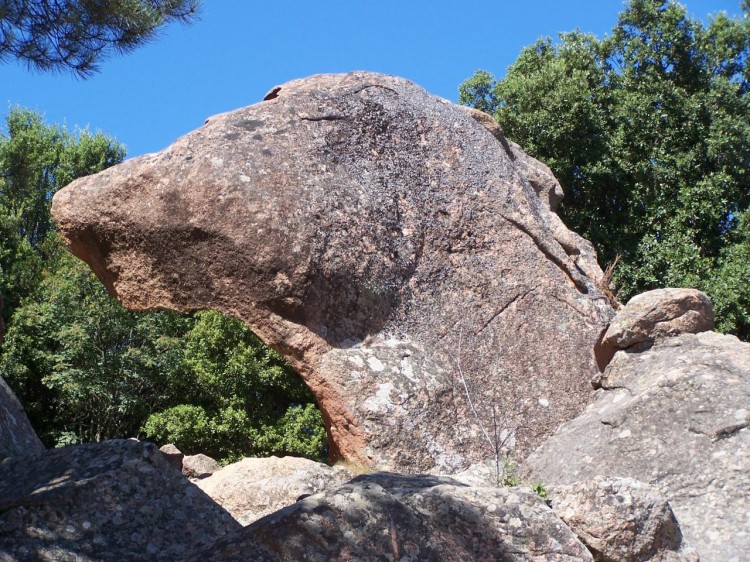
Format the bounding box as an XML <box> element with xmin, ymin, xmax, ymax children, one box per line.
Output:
<box><xmin>196</xmin><ymin>456</ymin><xmax>354</xmax><ymax>525</ymax></box>
<box><xmin>549</xmin><ymin>477</ymin><xmax>699</xmax><ymax>562</ymax></box>
<box><xmin>601</xmin><ymin>288</ymin><xmax>714</xmax><ymax>352</ymax></box>
<box><xmin>0</xmin><ymin>440</ymin><xmax>240</xmax><ymax>561</ymax></box>
<box><xmin>188</xmin><ymin>473</ymin><xmax>594</xmax><ymax>562</ymax></box>
<box><xmin>52</xmin><ymin>71</ymin><xmax>614</xmax><ymax>472</ymax></box>
<box><xmin>525</xmin><ymin>330</ymin><xmax>750</xmax><ymax>562</ymax></box>
<box><xmin>159</xmin><ymin>442</ymin><xmax>185</xmax><ymax>471</ymax></box>
<box><xmin>182</xmin><ymin>452</ymin><xmax>222</xmax><ymax>480</ymax></box>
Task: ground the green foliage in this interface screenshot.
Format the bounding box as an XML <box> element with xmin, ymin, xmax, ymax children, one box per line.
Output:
<box><xmin>0</xmin><ymin>108</ymin><xmax>327</xmax><ymax>462</ymax></box>
<box><xmin>142</xmin><ymin>311</ymin><xmax>327</xmax><ymax>462</ymax></box>
<box><xmin>460</xmin><ymin>0</ymin><xmax>750</xmax><ymax>340</ymax></box>
<box><xmin>531</xmin><ymin>482</ymin><xmax>549</xmax><ymax>501</ymax></box>
<box><xmin>0</xmin><ymin>0</ymin><xmax>201</xmax><ymax>76</ymax></box>
<box><xmin>142</xmin><ymin>404</ymin><xmax>214</xmax><ymax>454</ymax></box>
<box><xmin>500</xmin><ymin>461</ymin><xmax>520</xmax><ymax>487</ymax></box>
<box><xmin>1</xmin><ymin>241</ymin><xmax>192</xmax><ymax>446</ymax></box>
<box><xmin>0</xmin><ymin>107</ymin><xmax>125</xmax><ymax>326</ymax></box>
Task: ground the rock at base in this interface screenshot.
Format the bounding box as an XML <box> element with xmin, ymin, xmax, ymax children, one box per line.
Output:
<box><xmin>189</xmin><ymin>473</ymin><xmax>593</xmax><ymax>562</ymax></box>
<box><xmin>183</xmin><ymin>452</ymin><xmax>221</xmax><ymax>479</ymax></box>
<box><xmin>196</xmin><ymin>455</ymin><xmax>354</xmax><ymax>525</ymax></box>
<box><xmin>550</xmin><ymin>477</ymin><xmax>699</xmax><ymax>562</ymax></box>
<box><xmin>159</xmin><ymin>442</ymin><xmax>185</xmax><ymax>472</ymax></box>
<box><xmin>525</xmin><ymin>331</ymin><xmax>750</xmax><ymax>562</ymax></box>
<box><xmin>0</xmin><ymin>440</ymin><xmax>240</xmax><ymax>561</ymax></box>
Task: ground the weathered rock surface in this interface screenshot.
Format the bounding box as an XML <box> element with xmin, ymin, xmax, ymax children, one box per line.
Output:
<box><xmin>196</xmin><ymin>455</ymin><xmax>354</xmax><ymax>525</ymax></box>
<box><xmin>159</xmin><ymin>442</ymin><xmax>185</xmax><ymax>471</ymax></box>
<box><xmin>0</xmin><ymin>374</ymin><xmax>44</xmax><ymax>459</ymax></box>
<box><xmin>183</xmin><ymin>452</ymin><xmax>221</xmax><ymax>479</ymax></box>
<box><xmin>52</xmin><ymin>71</ymin><xmax>614</xmax><ymax>472</ymax></box>
<box><xmin>189</xmin><ymin>472</ymin><xmax>594</xmax><ymax>561</ymax></box>
<box><xmin>550</xmin><ymin>477</ymin><xmax>698</xmax><ymax>562</ymax></box>
<box><xmin>603</xmin><ymin>288</ymin><xmax>714</xmax><ymax>352</ymax></box>
<box><xmin>0</xmin><ymin>439</ymin><xmax>240</xmax><ymax>561</ymax></box>
<box><xmin>525</xmin><ymin>331</ymin><xmax>750</xmax><ymax>562</ymax></box>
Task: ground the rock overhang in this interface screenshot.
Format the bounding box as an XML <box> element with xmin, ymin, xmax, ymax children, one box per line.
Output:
<box><xmin>52</xmin><ymin>71</ymin><xmax>615</xmax><ymax>472</ymax></box>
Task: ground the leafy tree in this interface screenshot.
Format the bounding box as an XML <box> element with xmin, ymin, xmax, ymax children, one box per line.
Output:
<box><xmin>1</xmin><ymin>242</ymin><xmax>192</xmax><ymax>445</ymax></box>
<box><xmin>0</xmin><ymin>107</ymin><xmax>125</xmax><ymax>339</ymax></box>
<box><xmin>0</xmin><ymin>0</ymin><xmax>200</xmax><ymax>75</ymax></box>
<box><xmin>460</xmin><ymin>0</ymin><xmax>750</xmax><ymax>340</ymax></box>
<box><xmin>143</xmin><ymin>311</ymin><xmax>327</xmax><ymax>462</ymax></box>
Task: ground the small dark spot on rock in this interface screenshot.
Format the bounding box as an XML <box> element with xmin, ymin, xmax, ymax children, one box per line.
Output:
<box><xmin>235</xmin><ymin>119</ymin><xmax>264</xmax><ymax>132</ymax></box>
<box><xmin>263</xmin><ymin>87</ymin><xmax>282</xmax><ymax>101</ymax></box>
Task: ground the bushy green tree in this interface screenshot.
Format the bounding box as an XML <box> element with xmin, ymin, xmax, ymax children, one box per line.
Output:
<box><xmin>143</xmin><ymin>311</ymin><xmax>327</xmax><ymax>462</ymax></box>
<box><xmin>0</xmin><ymin>0</ymin><xmax>200</xmax><ymax>75</ymax></box>
<box><xmin>460</xmin><ymin>0</ymin><xmax>750</xmax><ymax>339</ymax></box>
<box><xmin>0</xmin><ymin>107</ymin><xmax>125</xmax><ymax>339</ymax></box>
<box><xmin>1</xmin><ymin>241</ymin><xmax>191</xmax><ymax>445</ymax></box>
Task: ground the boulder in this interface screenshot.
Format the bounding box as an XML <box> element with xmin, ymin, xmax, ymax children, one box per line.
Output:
<box><xmin>183</xmin><ymin>452</ymin><xmax>221</xmax><ymax>479</ymax></box>
<box><xmin>549</xmin><ymin>477</ymin><xmax>698</xmax><ymax>562</ymax></box>
<box><xmin>52</xmin><ymin>71</ymin><xmax>614</xmax><ymax>472</ymax></box>
<box><xmin>196</xmin><ymin>456</ymin><xmax>354</xmax><ymax>525</ymax></box>
<box><xmin>0</xmin><ymin>439</ymin><xmax>240</xmax><ymax>561</ymax></box>
<box><xmin>188</xmin><ymin>472</ymin><xmax>594</xmax><ymax>561</ymax></box>
<box><xmin>525</xmin><ymin>331</ymin><xmax>750</xmax><ymax>562</ymax></box>
<box><xmin>0</xmin><ymin>375</ymin><xmax>44</xmax><ymax>459</ymax></box>
<box><xmin>159</xmin><ymin>442</ymin><xmax>184</xmax><ymax>472</ymax></box>
<box><xmin>603</xmin><ymin>288</ymin><xmax>714</xmax><ymax>351</ymax></box>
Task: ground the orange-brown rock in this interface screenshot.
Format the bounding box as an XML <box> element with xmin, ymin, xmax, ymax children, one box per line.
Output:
<box><xmin>52</xmin><ymin>72</ymin><xmax>614</xmax><ymax>473</ymax></box>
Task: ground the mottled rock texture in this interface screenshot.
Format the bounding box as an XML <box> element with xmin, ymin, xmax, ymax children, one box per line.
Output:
<box><xmin>525</xmin><ymin>331</ymin><xmax>750</xmax><ymax>562</ymax></box>
<box><xmin>603</xmin><ymin>288</ymin><xmax>714</xmax><ymax>352</ymax></box>
<box><xmin>0</xmin><ymin>375</ymin><xmax>44</xmax><ymax>458</ymax></box>
<box><xmin>159</xmin><ymin>442</ymin><xmax>184</xmax><ymax>472</ymax></box>
<box><xmin>182</xmin><ymin>452</ymin><xmax>221</xmax><ymax>479</ymax></box>
<box><xmin>550</xmin><ymin>477</ymin><xmax>698</xmax><ymax>562</ymax></box>
<box><xmin>188</xmin><ymin>473</ymin><xmax>594</xmax><ymax>562</ymax></box>
<box><xmin>196</xmin><ymin>455</ymin><xmax>354</xmax><ymax>525</ymax></box>
<box><xmin>0</xmin><ymin>439</ymin><xmax>240</xmax><ymax>561</ymax></box>
<box><xmin>52</xmin><ymin>71</ymin><xmax>614</xmax><ymax>472</ymax></box>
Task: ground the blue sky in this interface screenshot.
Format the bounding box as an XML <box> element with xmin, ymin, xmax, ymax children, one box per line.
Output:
<box><xmin>1</xmin><ymin>0</ymin><xmax>742</xmax><ymax>158</ymax></box>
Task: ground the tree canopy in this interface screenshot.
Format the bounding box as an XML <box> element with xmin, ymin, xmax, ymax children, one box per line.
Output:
<box><xmin>0</xmin><ymin>0</ymin><xmax>200</xmax><ymax>75</ymax></box>
<box><xmin>460</xmin><ymin>0</ymin><xmax>750</xmax><ymax>340</ymax></box>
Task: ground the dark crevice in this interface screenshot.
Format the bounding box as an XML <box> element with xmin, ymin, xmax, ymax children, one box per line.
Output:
<box><xmin>689</xmin><ymin>421</ymin><xmax>750</xmax><ymax>441</ymax></box>
<box><xmin>299</xmin><ymin>115</ymin><xmax>350</xmax><ymax>122</ymax></box>
<box><xmin>713</xmin><ymin>422</ymin><xmax>749</xmax><ymax>440</ymax></box>
<box><xmin>501</xmin><ymin>214</ymin><xmax>589</xmax><ymax>295</ymax></box>
<box><xmin>351</xmin><ymin>84</ymin><xmax>399</xmax><ymax>96</ymax></box>
<box><xmin>593</xmin><ymin>327</ymin><xmax>619</xmax><ymax>374</ymax></box>
<box><xmin>477</xmin><ymin>289</ymin><xmax>535</xmax><ymax>334</ymax></box>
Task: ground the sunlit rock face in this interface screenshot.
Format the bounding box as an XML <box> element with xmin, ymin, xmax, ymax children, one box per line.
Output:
<box><xmin>52</xmin><ymin>72</ymin><xmax>613</xmax><ymax>472</ymax></box>
<box><xmin>187</xmin><ymin>473</ymin><xmax>595</xmax><ymax>562</ymax></box>
<box><xmin>525</xmin><ymin>331</ymin><xmax>750</xmax><ymax>562</ymax></box>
